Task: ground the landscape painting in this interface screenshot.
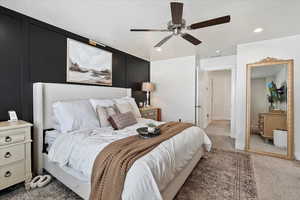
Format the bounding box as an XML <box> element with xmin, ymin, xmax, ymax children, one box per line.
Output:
<box><xmin>67</xmin><ymin>38</ymin><xmax>112</xmax><ymax>86</ymax></box>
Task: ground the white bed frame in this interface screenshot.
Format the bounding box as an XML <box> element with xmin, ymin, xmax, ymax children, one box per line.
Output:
<box><xmin>33</xmin><ymin>82</ymin><xmax>204</xmax><ymax>200</ymax></box>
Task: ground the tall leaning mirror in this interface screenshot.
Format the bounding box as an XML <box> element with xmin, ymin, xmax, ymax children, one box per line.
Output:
<box><xmin>246</xmin><ymin>57</ymin><xmax>294</xmax><ymax>159</ymax></box>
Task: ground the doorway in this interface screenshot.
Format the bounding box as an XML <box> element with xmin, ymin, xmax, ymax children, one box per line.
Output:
<box><xmin>206</xmin><ymin>70</ymin><xmax>231</xmax><ymax>134</ymax></box>
<box><xmin>197</xmin><ymin>67</ymin><xmax>235</xmax><ymax>150</ymax></box>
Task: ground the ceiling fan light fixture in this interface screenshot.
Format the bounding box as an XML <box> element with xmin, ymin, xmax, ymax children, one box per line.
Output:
<box><xmin>131</xmin><ymin>2</ymin><xmax>231</xmax><ymax>48</ymax></box>
<box><xmin>253</xmin><ymin>27</ymin><xmax>264</xmax><ymax>33</ymax></box>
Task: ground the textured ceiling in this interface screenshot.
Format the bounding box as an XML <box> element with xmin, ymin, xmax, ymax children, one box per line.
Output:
<box><xmin>1</xmin><ymin>0</ymin><xmax>300</xmax><ymax>61</ymax></box>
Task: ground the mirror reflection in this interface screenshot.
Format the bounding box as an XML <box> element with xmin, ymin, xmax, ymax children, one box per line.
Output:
<box><xmin>250</xmin><ymin>64</ymin><xmax>288</xmax><ymax>155</ymax></box>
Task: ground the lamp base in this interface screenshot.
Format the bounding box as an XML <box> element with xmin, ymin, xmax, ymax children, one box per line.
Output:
<box><xmin>146</xmin><ymin>91</ymin><xmax>150</xmax><ymax>107</ymax></box>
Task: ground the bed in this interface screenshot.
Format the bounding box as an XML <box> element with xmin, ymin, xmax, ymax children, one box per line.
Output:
<box><xmin>33</xmin><ymin>82</ymin><xmax>211</xmax><ymax>200</ymax></box>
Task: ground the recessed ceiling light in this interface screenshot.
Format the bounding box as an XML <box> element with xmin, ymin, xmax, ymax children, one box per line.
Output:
<box><xmin>155</xmin><ymin>47</ymin><xmax>162</xmax><ymax>52</ymax></box>
<box><xmin>253</xmin><ymin>27</ymin><xmax>264</xmax><ymax>33</ymax></box>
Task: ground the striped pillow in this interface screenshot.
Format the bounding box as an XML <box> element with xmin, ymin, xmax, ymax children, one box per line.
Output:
<box><xmin>96</xmin><ymin>105</ymin><xmax>119</xmax><ymax>127</ymax></box>
<box><xmin>108</xmin><ymin>112</ymin><xmax>137</xmax><ymax>130</ymax></box>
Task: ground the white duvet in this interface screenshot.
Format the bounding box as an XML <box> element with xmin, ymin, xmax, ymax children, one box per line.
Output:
<box><xmin>48</xmin><ymin>118</ymin><xmax>211</xmax><ymax>200</ymax></box>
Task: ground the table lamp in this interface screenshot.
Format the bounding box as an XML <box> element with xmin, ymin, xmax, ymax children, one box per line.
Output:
<box><xmin>142</xmin><ymin>82</ymin><xmax>155</xmax><ymax>107</ymax></box>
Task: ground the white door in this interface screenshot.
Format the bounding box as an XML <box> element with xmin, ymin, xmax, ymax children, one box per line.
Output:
<box><xmin>196</xmin><ymin>67</ymin><xmax>209</xmax><ymax>128</ymax></box>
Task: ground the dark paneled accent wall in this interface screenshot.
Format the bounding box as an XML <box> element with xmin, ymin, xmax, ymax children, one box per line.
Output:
<box><xmin>126</xmin><ymin>56</ymin><xmax>151</xmax><ymax>104</ymax></box>
<box><xmin>0</xmin><ymin>12</ymin><xmax>22</xmax><ymax>120</ymax></box>
<box><xmin>0</xmin><ymin>6</ymin><xmax>150</xmax><ymax>122</ymax></box>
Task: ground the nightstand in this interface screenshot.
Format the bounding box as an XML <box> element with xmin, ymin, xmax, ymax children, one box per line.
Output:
<box><xmin>139</xmin><ymin>107</ymin><xmax>161</xmax><ymax>121</ymax></box>
<box><xmin>0</xmin><ymin>120</ymin><xmax>32</xmax><ymax>190</ymax></box>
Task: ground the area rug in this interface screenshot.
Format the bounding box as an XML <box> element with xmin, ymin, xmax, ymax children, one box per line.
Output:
<box><xmin>0</xmin><ymin>149</ymin><xmax>258</xmax><ymax>200</ymax></box>
<box><xmin>0</xmin><ymin>180</ymin><xmax>81</xmax><ymax>200</ymax></box>
<box><xmin>175</xmin><ymin>149</ymin><xmax>258</xmax><ymax>200</ymax></box>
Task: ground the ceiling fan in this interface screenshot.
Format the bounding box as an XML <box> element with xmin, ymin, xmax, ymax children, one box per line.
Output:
<box><xmin>130</xmin><ymin>2</ymin><xmax>231</xmax><ymax>49</ymax></box>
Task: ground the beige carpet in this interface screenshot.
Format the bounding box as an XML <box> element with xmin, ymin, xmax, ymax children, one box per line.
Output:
<box><xmin>205</xmin><ymin>120</ymin><xmax>231</xmax><ymax>136</ymax></box>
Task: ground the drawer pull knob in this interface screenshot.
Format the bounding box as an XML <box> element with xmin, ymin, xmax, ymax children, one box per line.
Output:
<box><xmin>4</xmin><ymin>171</ymin><xmax>11</xmax><ymax>178</ymax></box>
<box><xmin>4</xmin><ymin>152</ymin><xmax>11</xmax><ymax>158</ymax></box>
<box><xmin>5</xmin><ymin>136</ymin><xmax>12</xmax><ymax>143</ymax></box>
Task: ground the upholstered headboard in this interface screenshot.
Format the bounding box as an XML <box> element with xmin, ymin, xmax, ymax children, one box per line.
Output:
<box><xmin>33</xmin><ymin>82</ymin><xmax>131</xmax><ymax>174</ymax></box>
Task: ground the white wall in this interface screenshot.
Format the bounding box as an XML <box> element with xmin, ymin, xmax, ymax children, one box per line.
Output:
<box><xmin>210</xmin><ymin>70</ymin><xmax>231</xmax><ymax>120</ymax></box>
<box><xmin>235</xmin><ymin>34</ymin><xmax>300</xmax><ymax>159</ymax></box>
<box><xmin>200</xmin><ymin>55</ymin><xmax>236</xmax><ymax>71</ymax></box>
<box><xmin>150</xmin><ymin>56</ymin><xmax>196</xmax><ymax>123</ymax></box>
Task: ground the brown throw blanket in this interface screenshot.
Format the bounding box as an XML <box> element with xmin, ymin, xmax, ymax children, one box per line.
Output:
<box><xmin>90</xmin><ymin>122</ymin><xmax>193</xmax><ymax>200</ymax></box>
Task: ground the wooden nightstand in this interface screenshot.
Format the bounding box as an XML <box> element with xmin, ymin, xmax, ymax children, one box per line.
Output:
<box><xmin>0</xmin><ymin>120</ymin><xmax>32</xmax><ymax>190</ymax></box>
<box><xmin>139</xmin><ymin>107</ymin><xmax>161</xmax><ymax>121</ymax></box>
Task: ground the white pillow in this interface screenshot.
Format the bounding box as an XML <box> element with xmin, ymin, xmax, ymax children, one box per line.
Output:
<box><xmin>89</xmin><ymin>99</ymin><xmax>115</xmax><ymax>111</ymax></box>
<box><xmin>116</xmin><ymin>103</ymin><xmax>133</xmax><ymax>114</ymax></box>
<box><xmin>114</xmin><ymin>97</ymin><xmax>141</xmax><ymax>118</ymax></box>
<box><xmin>52</xmin><ymin>116</ymin><xmax>61</xmax><ymax>132</ymax></box>
<box><xmin>53</xmin><ymin>100</ymin><xmax>100</xmax><ymax>133</ymax></box>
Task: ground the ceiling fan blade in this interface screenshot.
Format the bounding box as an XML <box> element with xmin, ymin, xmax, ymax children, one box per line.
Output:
<box><xmin>154</xmin><ymin>34</ymin><xmax>173</xmax><ymax>48</ymax></box>
<box><xmin>188</xmin><ymin>15</ymin><xmax>231</xmax><ymax>30</ymax></box>
<box><xmin>130</xmin><ymin>29</ymin><xmax>170</xmax><ymax>32</ymax></box>
<box><xmin>170</xmin><ymin>2</ymin><xmax>183</xmax><ymax>25</ymax></box>
<box><xmin>181</xmin><ymin>33</ymin><xmax>202</xmax><ymax>45</ymax></box>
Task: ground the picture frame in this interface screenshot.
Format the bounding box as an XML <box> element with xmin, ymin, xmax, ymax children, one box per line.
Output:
<box><xmin>8</xmin><ymin>110</ymin><xmax>18</xmax><ymax>121</ymax></box>
<box><xmin>66</xmin><ymin>38</ymin><xmax>113</xmax><ymax>86</ymax></box>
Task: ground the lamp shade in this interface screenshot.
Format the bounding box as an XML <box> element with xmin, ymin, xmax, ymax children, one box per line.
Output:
<box><xmin>142</xmin><ymin>82</ymin><xmax>155</xmax><ymax>92</ymax></box>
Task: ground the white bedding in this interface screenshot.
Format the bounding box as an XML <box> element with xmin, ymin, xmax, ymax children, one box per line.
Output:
<box><xmin>48</xmin><ymin>118</ymin><xmax>211</xmax><ymax>200</ymax></box>
<box><xmin>45</xmin><ymin>130</ymin><xmax>60</xmax><ymax>152</ymax></box>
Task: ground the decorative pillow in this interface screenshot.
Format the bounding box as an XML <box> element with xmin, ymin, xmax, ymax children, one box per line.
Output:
<box><xmin>96</xmin><ymin>105</ymin><xmax>119</xmax><ymax>127</ymax></box>
<box><xmin>52</xmin><ymin>100</ymin><xmax>100</xmax><ymax>133</ymax></box>
<box><xmin>89</xmin><ymin>99</ymin><xmax>115</xmax><ymax>111</ymax></box>
<box><xmin>108</xmin><ymin>112</ymin><xmax>137</xmax><ymax>130</ymax></box>
<box><xmin>114</xmin><ymin>97</ymin><xmax>141</xmax><ymax>118</ymax></box>
<box><xmin>116</xmin><ymin>102</ymin><xmax>134</xmax><ymax>114</ymax></box>
<box><xmin>52</xmin><ymin>116</ymin><xmax>61</xmax><ymax>132</ymax></box>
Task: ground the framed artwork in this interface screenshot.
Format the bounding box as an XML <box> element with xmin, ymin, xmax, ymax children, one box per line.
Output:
<box><xmin>67</xmin><ymin>38</ymin><xmax>112</xmax><ymax>86</ymax></box>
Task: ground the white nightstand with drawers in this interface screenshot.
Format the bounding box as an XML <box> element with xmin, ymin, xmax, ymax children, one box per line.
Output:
<box><xmin>0</xmin><ymin>120</ymin><xmax>32</xmax><ymax>190</ymax></box>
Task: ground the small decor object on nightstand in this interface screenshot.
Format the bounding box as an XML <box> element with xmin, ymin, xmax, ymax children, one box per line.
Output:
<box><xmin>139</xmin><ymin>102</ymin><xmax>144</xmax><ymax>108</ymax></box>
<box><xmin>0</xmin><ymin>120</ymin><xmax>33</xmax><ymax>191</ymax></box>
<box><xmin>142</xmin><ymin>82</ymin><xmax>155</xmax><ymax>107</ymax></box>
<box><xmin>8</xmin><ymin>110</ymin><xmax>18</xmax><ymax>122</ymax></box>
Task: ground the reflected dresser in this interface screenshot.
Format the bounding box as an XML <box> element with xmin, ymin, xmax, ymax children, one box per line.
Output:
<box><xmin>258</xmin><ymin>111</ymin><xmax>287</xmax><ymax>141</ymax></box>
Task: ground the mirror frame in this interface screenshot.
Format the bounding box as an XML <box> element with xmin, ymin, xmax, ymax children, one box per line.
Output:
<box><xmin>245</xmin><ymin>57</ymin><xmax>294</xmax><ymax>160</ymax></box>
